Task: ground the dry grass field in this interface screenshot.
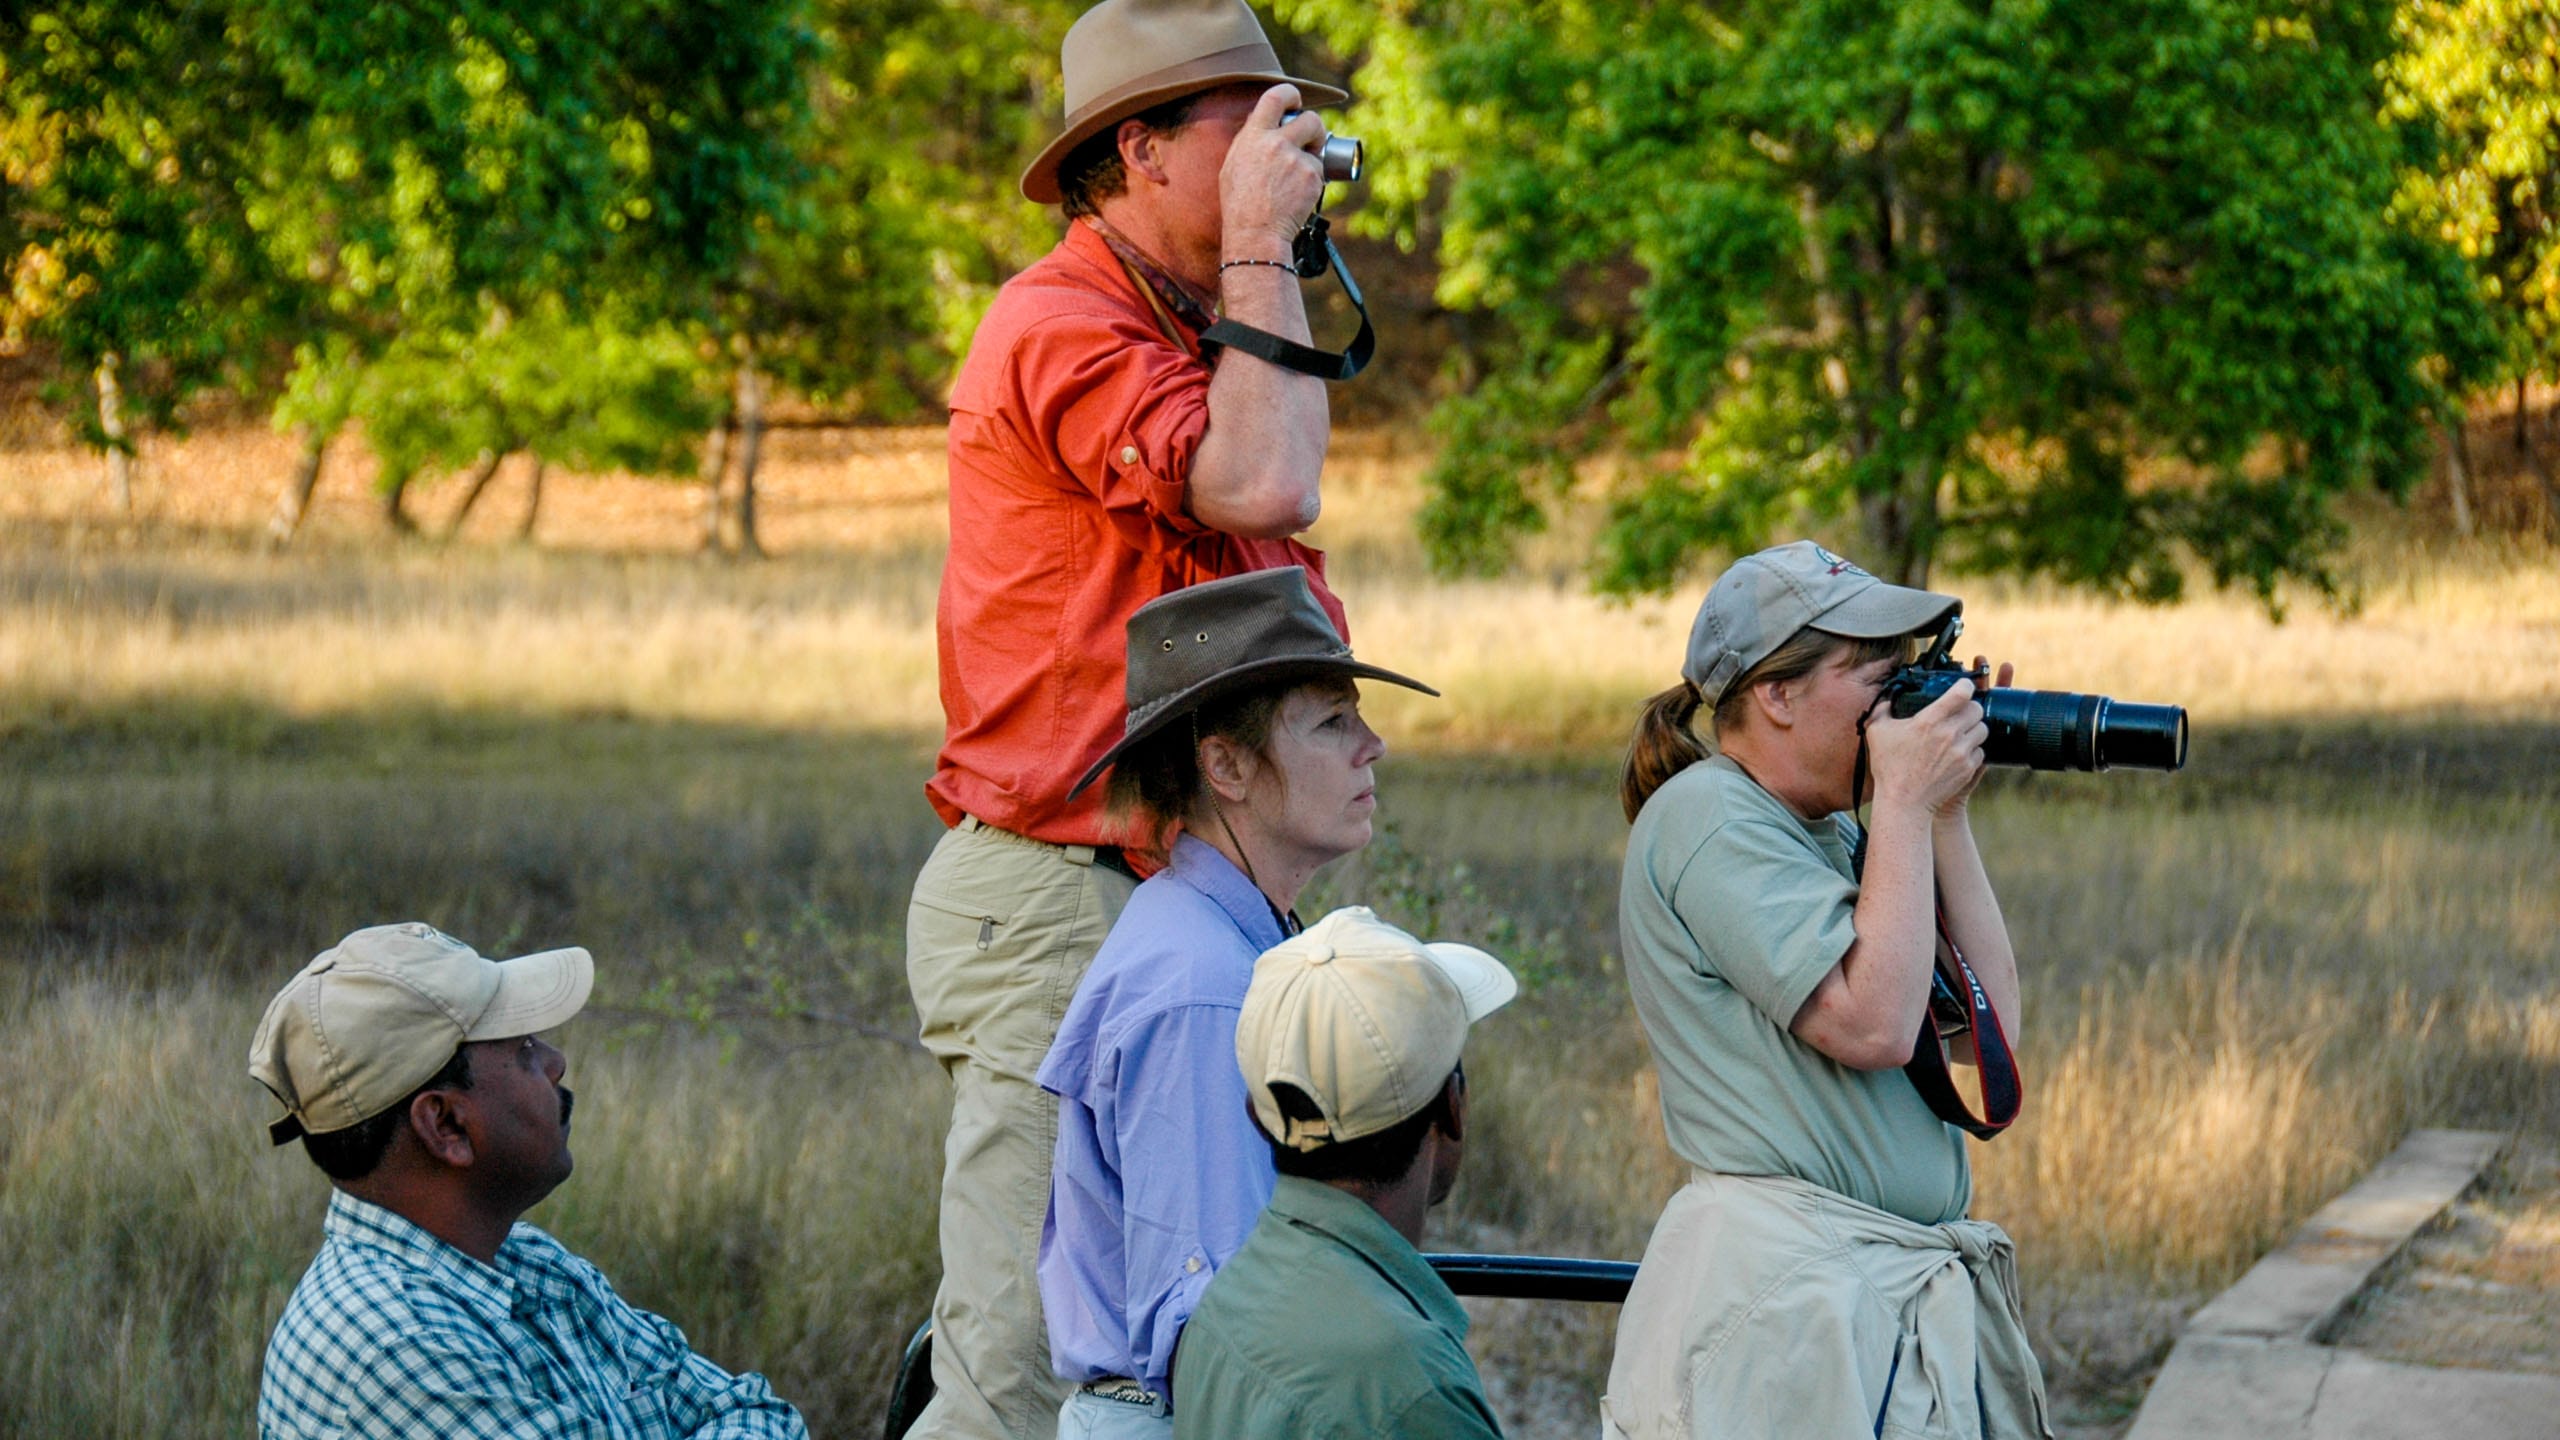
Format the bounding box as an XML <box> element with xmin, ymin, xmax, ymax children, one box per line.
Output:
<box><xmin>3</xmin><ymin>425</ymin><xmax>2557</xmax><ymax>1437</ymax></box>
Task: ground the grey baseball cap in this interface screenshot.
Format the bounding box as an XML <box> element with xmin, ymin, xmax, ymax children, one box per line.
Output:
<box><xmin>1683</xmin><ymin>541</ymin><xmax>1959</xmax><ymax>706</ymax></box>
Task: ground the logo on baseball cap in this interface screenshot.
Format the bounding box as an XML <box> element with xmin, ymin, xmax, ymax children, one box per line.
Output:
<box><xmin>1682</xmin><ymin>540</ymin><xmax>1959</xmax><ymax>707</ymax></box>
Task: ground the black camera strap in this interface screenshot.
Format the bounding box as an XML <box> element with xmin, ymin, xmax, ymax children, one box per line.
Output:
<box><xmin>1849</xmin><ymin>735</ymin><xmax>2024</xmax><ymax>1141</ymax></box>
<box><xmin>1199</xmin><ymin>214</ymin><xmax>1375</xmax><ymax>382</ymax></box>
<box><xmin>1905</xmin><ymin>915</ymin><xmax>2022</xmax><ymax>1139</ymax></box>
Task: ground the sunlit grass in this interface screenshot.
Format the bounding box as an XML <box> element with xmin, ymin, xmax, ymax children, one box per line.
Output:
<box><xmin>0</xmin><ymin>975</ymin><xmax>945</xmax><ymax>1437</ymax></box>
<box><xmin>2</xmin><ymin>517</ymin><xmax>2553</xmax><ymax>760</ymax></box>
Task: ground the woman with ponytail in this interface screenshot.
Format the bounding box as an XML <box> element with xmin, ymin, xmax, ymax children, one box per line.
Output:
<box><xmin>1601</xmin><ymin>542</ymin><xmax>2051</xmax><ymax>1440</ymax></box>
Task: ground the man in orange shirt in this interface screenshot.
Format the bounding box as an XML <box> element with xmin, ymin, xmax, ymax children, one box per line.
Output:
<box><xmin>905</xmin><ymin>3</ymin><xmax>1353</xmax><ymax>1438</ymax></box>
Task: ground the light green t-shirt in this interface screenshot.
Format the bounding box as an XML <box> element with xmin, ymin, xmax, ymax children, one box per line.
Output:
<box><xmin>1619</xmin><ymin>754</ymin><xmax>1970</xmax><ymax>1224</ymax></box>
<box><xmin>1173</xmin><ymin>1177</ymin><xmax>1502</xmax><ymax>1440</ymax></box>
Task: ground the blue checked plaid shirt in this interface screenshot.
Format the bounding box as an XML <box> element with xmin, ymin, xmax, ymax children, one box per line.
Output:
<box><xmin>258</xmin><ymin>1190</ymin><xmax>807</xmax><ymax>1439</ymax></box>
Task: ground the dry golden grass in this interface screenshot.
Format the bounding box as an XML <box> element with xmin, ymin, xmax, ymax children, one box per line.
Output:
<box><xmin>0</xmin><ymin>976</ymin><xmax>945</xmax><ymax>1437</ymax></box>
<box><xmin>6</xmin><ymin>427</ymin><xmax>2556</xmax><ymax>755</ymax></box>
<box><xmin>3</xmin><ymin>424</ymin><xmax>2557</xmax><ymax>1437</ymax></box>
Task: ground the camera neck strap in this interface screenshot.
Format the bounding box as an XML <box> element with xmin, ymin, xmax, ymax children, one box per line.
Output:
<box><xmin>1198</xmin><ymin>214</ymin><xmax>1375</xmax><ymax>382</ymax></box>
<box><xmin>1849</xmin><ymin>732</ymin><xmax>2024</xmax><ymax>1141</ymax></box>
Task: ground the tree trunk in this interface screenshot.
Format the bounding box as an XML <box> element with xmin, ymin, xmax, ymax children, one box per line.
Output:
<box><xmin>1857</xmin><ymin>461</ymin><xmax>1939</xmax><ymax>587</ymax></box>
<box><xmin>517</xmin><ymin>459</ymin><xmax>547</xmax><ymax>543</ymax></box>
<box><xmin>96</xmin><ymin>353</ymin><xmax>133</xmax><ymax>516</ymax></box>
<box><xmin>732</xmin><ymin>361</ymin><xmax>767</xmax><ymax>560</ymax></box>
<box><xmin>1858</xmin><ymin>491</ymin><xmax>1910</xmax><ymax>581</ymax></box>
<box><xmin>265</xmin><ymin>427</ymin><xmax>328</xmax><ymax>549</ymax></box>
<box><xmin>442</xmin><ymin>448</ymin><xmax>506</xmax><ymax>541</ymax></box>
<box><xmin>381</xmin><ymin>472</ymin><xmax>418</xmax><ymax>535</ymax></box>
<box><xmin>697</xmin><ymin>411</ymin><xmax>732</xmax><ymax>554</ymax></box>
<box><xmin>2439</xmin><ymin>416</ymin><xmax>2476</xmax><ymax>539</ymax></box>
<box><xmin>1897</xmin><ymin>461</ymin><xmax>1937</xmax><ymax>589</ymax></box>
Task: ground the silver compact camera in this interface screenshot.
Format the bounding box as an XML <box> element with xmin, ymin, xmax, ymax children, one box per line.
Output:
<box><xmin>1283</xmin><ymin>110</ymin><xmax>1364</xmax><ymax>183</ymax></box>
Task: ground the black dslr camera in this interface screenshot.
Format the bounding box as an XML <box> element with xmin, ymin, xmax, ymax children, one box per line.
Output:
<box><xmin>1879</xmin><ymin>614</ymin><xmax>2188</xmax><ymax>773</ymax></box>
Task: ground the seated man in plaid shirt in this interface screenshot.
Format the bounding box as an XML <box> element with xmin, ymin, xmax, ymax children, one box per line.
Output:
<box><xmin>248</xmin><ymin>923</ymin><xmax>807</xmax><ymax>1439</ymax></box>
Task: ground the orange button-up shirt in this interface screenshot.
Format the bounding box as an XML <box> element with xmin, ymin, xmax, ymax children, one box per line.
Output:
<box><xmin>929</xmin><ymin>221</ymin><xmax>1345</xmax><ymax>847</ymax></box>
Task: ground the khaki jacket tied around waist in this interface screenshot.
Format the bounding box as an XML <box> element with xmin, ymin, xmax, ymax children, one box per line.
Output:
<box><xmin>1603</xmin><ymin>1170</ymin><xmax>2052</xmax><ymax>1440</ymax></box>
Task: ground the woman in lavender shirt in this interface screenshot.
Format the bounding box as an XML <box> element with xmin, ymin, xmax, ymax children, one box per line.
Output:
<box><xmin>1034</xmin><ymin>567</ymin><xmax>1435</xmax><ymax>1440</ymax></box>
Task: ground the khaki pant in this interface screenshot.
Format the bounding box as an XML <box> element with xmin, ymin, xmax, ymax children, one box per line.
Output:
<box><xmin>906</xmin><ymin>817</ymin><xmax>1135</xmax><ymax>1440</ymax></box>
<box><xmin>1057</xmin><ymin>1385</ymin><xmax>1171</xmax><ymax>1440</ymax></box>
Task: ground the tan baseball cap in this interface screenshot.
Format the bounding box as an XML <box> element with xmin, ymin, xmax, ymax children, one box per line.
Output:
<box><xmin>1020</xmin><ymin>0</ymin><xmax>1348</xmax><ymax>205</ymax></box>
<box><xmin>248</xmin><ymin>923</ymin><xmax>593</xmax><ymax>1145</ymax></box>
<box><xmin>1235</xmin><ymin>906</ymin><xmax>1517</xmax><ymax>1152</ymax></box>
<box><xmin>1683</xmin><ymin>540</ymin><xmax>1959</xmax><ymax>707</ymax></box>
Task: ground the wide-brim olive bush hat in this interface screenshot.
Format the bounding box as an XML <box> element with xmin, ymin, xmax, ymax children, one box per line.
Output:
<box><xmin>1684</xmin><ymin>541</ymin><xmax>1960</xmax><ymax>708</ymax></box>
<box><xmin>1020</xmin><ymin>0</ymin><xmax>1349</xmax><ymax>205</ymax></box>
<box><xmin>249</xmin><ymin>923</ymin><xmax>593</xmax><ymax>1145</ymax></box>
<box><xmin>1066</xmin><ymin>565</ymin><xmax>1435</xmax><ymax>800</ymax></box>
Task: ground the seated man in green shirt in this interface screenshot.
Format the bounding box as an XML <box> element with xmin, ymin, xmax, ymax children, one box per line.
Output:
<box><xmin>1170</xmin><ymin>906</ymin><xmax>1517</xmax><ymax>1440</ymax></box>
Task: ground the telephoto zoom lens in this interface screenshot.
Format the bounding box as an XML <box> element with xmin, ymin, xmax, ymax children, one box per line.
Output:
<box><xmin>1978</xmin><ymin>688</ymin><xmax>2188</xmax><ymax>772</ymax></box>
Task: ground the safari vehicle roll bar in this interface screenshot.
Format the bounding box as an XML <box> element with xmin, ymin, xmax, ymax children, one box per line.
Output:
<box><xmin>883</xmin><ymin>1253</ymin><xmax>1638</xmax><ymax>1438</ymax></box>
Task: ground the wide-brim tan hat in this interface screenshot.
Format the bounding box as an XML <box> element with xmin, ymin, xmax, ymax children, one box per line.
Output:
<box><xmin>1236</xmin><ymin>906</ymin><xmax>1518</xmax><ymax>1151</ymax></box>
<box><xmin>1683</xmin><ymin>540</ymin><xmax>1959</xmax><ymax>707</ymax></box>
<box><xmin>1066</xmin><ymin>566</ymin><xmax>1435</xmax><ymax>800</ymax></box>
<box><xmin>249</xmin><ymin>923</ymin><xmax>593</xmax><ymax>1144</ymax></box>
<box><xmin>1021</xmin><ymin>0</ymin><xmax>1349</xmax><ymax>205</ymax></box>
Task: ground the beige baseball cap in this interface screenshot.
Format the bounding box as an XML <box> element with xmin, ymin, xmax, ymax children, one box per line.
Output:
<box><xmin>1683</xmin><ymin>540</ymin><xmax>1959</xmax><ymax>707</ymax></box>
<box><xmin>1235</xmin><ymin>906</ymin><xmax>1517</xmax><ymax>1152</ymax></box>
<box><xmin>248</xmin><ymin>923</ymin><xmax>593</xmax><ymax>1145</ymax></box>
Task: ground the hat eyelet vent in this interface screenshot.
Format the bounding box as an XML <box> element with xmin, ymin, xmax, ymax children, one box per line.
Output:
<box><xmin>1196</xmin><ymin>632</ymin><xmax>1209</xmax><ymax>643</ymax></box>
<box><xmin>1161</xmin><ymin>639</ymin><xmax>1175</xmax><ymax>652</ymax></box>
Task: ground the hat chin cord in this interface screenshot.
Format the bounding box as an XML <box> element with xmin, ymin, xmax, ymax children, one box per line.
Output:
<box><xmin>1195</xmin><ymin>715</ymin><xmax>1301</xmax><ymax>937</ymax></box>
<box><xmin>1195</xmin><ymin>713</ymin><xmax>1262</xmax><ymax>890</ymax></box>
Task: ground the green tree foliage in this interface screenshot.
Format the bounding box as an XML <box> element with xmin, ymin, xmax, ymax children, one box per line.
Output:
<box><xmin>2386</xmin><ymin>0</ymin><xmax>2560</xmax><ymax>354</ymax></box>
<box><xmin>6</xmin><ymin>0</ymin><xmax>814</xmax><ymax>535</ymax></box>
<box><xmin>256</xmin><ymin>0</ymin><xmax>816</xmax><ymax>533</ymax></box>
<box><xmin>685</xmin><ymin>0</ymin><xmax>1073</xmax><ymax>553</ymax></box>
<box><xmin>2384</xmin><ymin>0</ymin><xmax>2560</xmax><ymax>533</ymax></box>
<box><xmin>1</xmin><ymin>3</ymin><xmax>303</xmax><ymax>445</ymax></box>
<box><xmin>351</xmin><ymin>307</ymin><xmax>720</xmax><ymax>503</ymax></box>
<box><xmin>1285</xmin><ymin>0</ymin><xmax>2497</xmax><ymax>601</ymax></box>
<box><xmin>732</xmin><ymin>0</ymin><xmax>1075</xmax><ymax>416</ymax></box>
<box><xmin>230</xmin><ymin>0</ymin><xmax>811</xmax><ymax>330</ymax></box>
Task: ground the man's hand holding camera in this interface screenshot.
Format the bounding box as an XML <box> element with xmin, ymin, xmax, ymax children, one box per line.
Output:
<box><xmin>1218</xmin><ymin>85</ymin><xmax>1329</xmax><ymax>264</ymax></box>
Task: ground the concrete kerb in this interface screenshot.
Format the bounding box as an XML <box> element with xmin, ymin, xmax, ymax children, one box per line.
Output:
<box><xmin>2125</xmin><ymin>1128</ymin><xmax>2521</xmax><ymax>1440</ymax></box>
